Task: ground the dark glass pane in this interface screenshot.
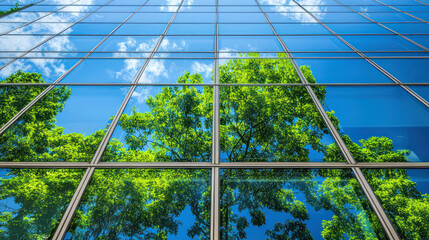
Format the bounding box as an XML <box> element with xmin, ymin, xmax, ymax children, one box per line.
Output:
<box><xmin>65</xmin><ymin>169</ymin><xmax>211</xmax><ymax>239</ymax></box>
<box><xmin>362</xmin><ymin>169</ymin><xmax>429</xmax><ymax>240</ymax></box>
<box><xmin>220</xmin><ymin>169</ymin><xmax>386</xmax><ymax>239</ymax></box>
<box><xmin>102</xmin><ymin>85</ymin><xmax>213</xmax><ymax>162</ymax></box>
<box><xmin>0</xmin><ymin>86</ymin><xmax>128</xmax><ymax>162</ymax></box>
<box><xmin>323</xmin><ymin>86</ymin><xmax>429</xmax><ymax>162</ymax></box>
<box><xmin>0</xmin><ymin>168</ymin><xmax>85</xmax><ymax>240</ymax></box>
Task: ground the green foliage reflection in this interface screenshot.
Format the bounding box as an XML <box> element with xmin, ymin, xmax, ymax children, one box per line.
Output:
<box><xmin>0</xmin><ymin>56</ymin><xmax>428</xmax><ymax>239</ymax></box>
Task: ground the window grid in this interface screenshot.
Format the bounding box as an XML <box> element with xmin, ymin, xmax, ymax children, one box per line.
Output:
<box><xmin>1</xmin><ymin>0</ymin><xmax>429</xmax><ymax>239</ymax></box>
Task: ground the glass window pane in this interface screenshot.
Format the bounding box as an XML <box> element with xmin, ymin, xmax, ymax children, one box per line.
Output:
<box><xmin>95</xmin><ymin>36</ymin><xmax>159</xmax><ymax>54</ymax></box>
<box><xmin>220</xmin><ymin>169</ymin><xmax>386</xmax><ymax>239</ymax></box>
<box><xmin>323</xmin><ymin>86</ymin><xmax>429</xmax><ymax>162</ymax></box>
<box><xmin>0</xmin><ymin>57</ymin><xmax>82</xmax><ymax>83</ymax></box>
<box><xmin>220</xmin><ymin>85</ymin><xmax>338</xmax><ymax>162</ymax></box>
<box><xmin>81</xmin><ymin>12</ymin><xmax>131</xmax><ymax>22</ymax></box>
<box><xmin>66</xmin><ymin>23</ymin><xmax>119</xmax><ymax>34</ymax></box>
<box><xmin>33</xmin><ymin>35</ymin><xmax>106</xmax><ymax>52</ymax></box>
<box><xmin>0</xmin><ymin>81</ymin><xmax>47</xmax><ymax>128</ymax></box>
<box><xmin>219</xmin><ymin>23</ymin><xmax>274</xmax><ymax>34</ymax></box>
<box><xmin>11</xmin><ymin>22</ymin><xmax>71</xmax><ymax>34</ymax></box>
<box><xmin>168</xmin><ymin>23</ymin><xmax>215</xmax><ymax>35</ymax></box>
<box><xmin>0</xmin><ymin>168</ymin><xmax>85</xmax><ymax>240</ymax></box>
<box><xmin>159</xmin><ymin>36</ymin><xmax>214</xmax><ymax>52</ymax></box>
<box><xmin>138</xmin><ymin>58</ymin><xmax>214</xmax><ymax>83</ymax></box>
<box><xmin>266</xmin><ymin>12</ymin><xmax>317</xmax><ymax>23</ymax></box>
<box><xmin>410</xmin><ymin>86</ymin><xmax>429</xmax><ymax>103</ymax></box>
<box><xmin>0</xmin><ymin>86</ymin><xmax>128</xmax><ymax>162</ymax></box>
<box><xmin>174</xmin><ymin>12</ymin><xmax>216</xmax><ymax>23</ymax></box>
<box><xmin>362</xmin><ymin>12</ymin><xmax>421</xmax><ymax>22</ymax></box>
<box><xmin>317</xmin><ymin>12</ymin><xmax>371</xmax><ymax>22</ymax></box>
<box><xmin>374</xmin><ymin>58</ymin><xmax>429</xmax><ymax>83</ymax></box>
<box><xmin>219</xmin><ymin>12</ymin><xmax>267</xmax><ymax>23</ymax></box>
<box><xmin>114</xmin><ymin>23</ymin><xmax>167</xmax><ymax>35</ymax></box>
<box><xmin>281</xmin><ymin>36</ymin><xmax>352</xmax><ymax>52</ymax></box>
<box><xmin>326</xmin><ymin>23</ymin><xmax>391</xmax><ymax>34</ymax></box>
<box><xmin>363</xmin><ymin>169</ymin><xmax>429</xmax><ymax>240</ymax></box>
<box><xmin>294</xmin><ymin>58</ymin><xmax>394</xmax><ymax>83</ymax></box>
<box><xmin>65</xmin><ymin>169</ymin><xmax>211</xmax><ymax>239</ymax></box>
<box><xmin>102</xmin><ymin>85</ymin><xmax>213</xmax><ymax>162</ymax></box>
<box><xmin>342</xmin><ymin>35</ymin><xmax>425</xmax><ymax>52</ymax></box>
<box><xmin>406</xmin><ymin>35</ymin><xmax>429</xmax><ymax>49</ymax></box>
<box><xmin>127</xmin><ymin>12</ymin><xmax>174</xmax><ymax>23</ymax></box>
<box><xmin>384</xmin><ymin>23</ymin><xmax>429</xmax><ymax>34</ymax></box>
<box><xmin>219</xmin><ymin>36</ymin><xmax>282</xmax><ymax>52</ymax></box>
<box><xmin>274</xmin><ymin>23</ymin><xmax>330</xmax><ymax>34</ymax></box>
<box><xmin>60</xmin><ymin>58</ymin><xmax>148</xmax><ymax>83</ymax></box>
<box><xmin>0</xmin><ymin>12</ymin><xmax>50</xmax><ymax>22</ymax></box>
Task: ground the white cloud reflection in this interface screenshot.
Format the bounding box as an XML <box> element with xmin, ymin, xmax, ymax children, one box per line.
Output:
<box><xmin>259</xmin><ymin>0</ymin><xmax>326</xmax><ymax>22</ymax></box>
<box><xmin>0</xmin><ymin>0</ymin><xmax>95</xmax><ymax>80</ymax></box>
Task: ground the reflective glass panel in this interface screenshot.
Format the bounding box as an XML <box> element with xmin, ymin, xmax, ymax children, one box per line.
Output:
<box><xmin>363</xmin><ymin>169</ymin><xmax>429</xmax><ymax>240</ymax></box>
<box><xmin>281</xmin><ymin>36</ymin><xmax>352</xmax><ymax>52</ymax></box>
<box><xmin>274</xmin><ymin>23</ymin><xmax>330</xmax><ymax>34</ymax></box>
<box><xmin>114</xmin><ymin>23</ymin><xmax>167</xmax><ymax>35</ymax></box>
<box><xmin>219</xmin><ymin>36</ymin><xmax>282</xmax><ymax>52</ymax></box>
<box><xmin>0</xmin><ymin>57</ymin><xmax>82</xmax><ymax>83</ymax></box>
<box><xmin>342</xmin><ymin>35</ymin><xmax>425</xmax><ymax>52</ymax></box>
<box><xmin>323</xmin><ymin>86</ymin><xmax>429</xmax><ymax>162</ymax></box>
<box><xmin>374</xmin><ymin>58</ymin><xmax>429</xmax><ymax>83</ymax></box>
<box><xmin>0</xmin><ymin>82</ymin><xmax>46</xmax><ymax>128</ymax></box>
<box><xmin>294</xmin><ymin>58</ymin><xmax>393</xmax><ymax>83</ymax></box>
<box><xmin>220</xmin><ymin>169</ymin><xmax>386</xmax><ymax>239</ymax></box>
<box><xmin>159</xmin><ymin>36</ymin><xmax>214</xmax><ymax>52</ymax></box>
<box><xmin>138</xmin><ymin>58</ymin><xmax>214</xmax><ymax>83</ymax></box>
<box><xmin>0</xmin><ymin>168</ymin><xmax>85</xmax><ymax>240</ymax></box>
<box><xmin>102</xmin><ymin>85</ymin><xmax>213</xmax><ymax>162</ymax></box>
<box><xmin>65</xmin><ymin>169</ymin><xmax>211</xmax><ymax>239</ymax></box>
<box><xmin>0</xmin><ymin>86</ymin><xmax>128</xmax><ymax>162</ymax></box>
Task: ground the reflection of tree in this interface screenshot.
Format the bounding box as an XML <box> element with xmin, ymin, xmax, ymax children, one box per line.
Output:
<box><xmin>0</xmin><ymin>57</ymin><xmax>428</xmax><ymax>239</ymax></box>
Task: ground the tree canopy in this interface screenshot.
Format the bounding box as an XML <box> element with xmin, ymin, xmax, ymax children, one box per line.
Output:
<box><xmin>0</xmin><ymin>57</ymin><xmax>428</xmax><ymax>239</ymax></box>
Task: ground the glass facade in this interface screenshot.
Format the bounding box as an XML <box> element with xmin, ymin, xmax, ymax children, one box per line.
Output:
<box><xmin>0</xmin><ymin>0</ymin><xmax>429</xmax><ymax>239</ymax></box>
